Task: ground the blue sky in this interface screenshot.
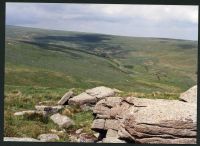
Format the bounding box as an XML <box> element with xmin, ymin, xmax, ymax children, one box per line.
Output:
<box><xmin>6</xmin><ymin>3</ymin><xmax>198</xmax><ymax>40</ymax></box>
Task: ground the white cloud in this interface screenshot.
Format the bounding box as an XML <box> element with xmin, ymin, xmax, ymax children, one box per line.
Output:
<box><xmin>6</xmin><ymin>3</ymin><xmax>198</xmax><ymax>40</ymax></box>
<box><xmin>88</xmin><ymin>4</ymin><xmax>198</xmax><ymax>23</ymax></box>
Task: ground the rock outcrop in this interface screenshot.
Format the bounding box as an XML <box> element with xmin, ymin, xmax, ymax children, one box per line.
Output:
<box><xmin>9</xmin><ymin>85</ymin><xmax>197</xmax><ymax>143</ymax></box>
<box><xmin>91</xmin><ymin>86</ymin><xmax>197</xmax><ymax>144</ymax></box>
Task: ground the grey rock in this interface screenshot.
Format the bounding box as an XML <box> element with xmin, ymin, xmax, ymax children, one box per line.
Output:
<box><xmin>14</xmin><ymin>110</ymin><xmax>36</xmax><ymax>116</ymax></box>
<box><xmin>105</xmin><ymin>119</ymin><xmax>120</xmax><ymax>130</ymax></box>
<box><xmin>123</xmin><ymin>97</ymin><xmax>197</xmax><ymax>144</ymax></box>
<box><xmin>4</xmin><ymin>137</ymin><xmax>40</xmax><ymax>142</ymax></box>
<box><xmin>38</xmin><ymin>134</ymin><xmax>59</xmax><ymax>142</ymax></box>
<box><xmin>68</xmin><ymin>92</ymin><xmax>97</xmax><ymax>105</ymax></box>
<box><xmin>57</xmin><ymin>90</ymin><xmax>74</xmax><ymax>105</ymax></box>
<box><xmin>76</xmin><ymin>128</ymin><xmax>83</xmax><ymax>134</ymax></box>
<box><xmin>35</xmin><ymin>105</ymin><xmax>63</xmax><ymax>115</ymax></box>
<box><xmin>93</xmin><ymin>133</ymin><xmax>100</xmax><ymax>138</ymax></box>
<box><xmin>104</xmin><ymin>97</ymin><xmax>122</xmax><ymax>108</ymax></box>
<box><xmin>86</xmin><ymin>86</ymin><xmax>116</xmax><ymax>99</ymax></box>
<box><xmin>50</xmin><ymin>113</ymin><xmax>74</xmax><ymax>128</ymax></box>
<box><xmin>69</xmin><ymin>135</ymin><xmax>79</xmax><ymax>142</ymax></box>
<box><xmin>91</xmin><ymin>119</ymin><xmax>105</xmax><ymax>131</ymax></box>
<box><xmin>102</xmin><ymin>137</ymin><xmax>126</xmax><ymax>143</ymax></box>
<box><xmin>179</xmin><ymin>85</ymin><xmax>197</xmax><ymax>103</ymax></box>
<box><xmin>93</xmin><ymin>99</ymin><xmax>110</xmax><ymax>119</ymax></box>
<box><xmin>118</xmin><ymin>127</ymin><xmax>135</xmax><ymax>141</ymax></box>
<box><xmin>14</xmin><ymin>110</ymin><xmax>46</xmax><ymax>117</ymax></box>
<box><xmin>135</xmin><ymin>137</ymin><xmax>196</xmax><ymax>144</ymax></box>
<box><xmin>80</xmin><ymin>104</ymin><xmax>94</xmax><ymax>111</ymax></box>
<box><xmin>91</xmin><ymin>90</ymin><xmax>197</xmax><ymax>144</ymax></box>
<box><xmin>69</xmin><ymin>133</ymin><xmax>97</xmax><ymax>143</ymax></box>
<box><xmin>106</xmin><ymin>129</ymin><xmax>118</xmax><ymax>138</ymax></box>
<box><xmin>79</xmin><ymin>133</ymin><xmax>97</xmax><ymax>143</ymax></box>
<box><xmin>110</xmin><ymin>102</ymin><xmax>130</xmax><ymax>119</ymax></box>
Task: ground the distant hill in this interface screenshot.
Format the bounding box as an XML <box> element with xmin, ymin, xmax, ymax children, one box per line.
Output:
<box><xmin>5</xmin><ymin>25</ymin><xmax>197</xmax><ymax>93</ymax></box>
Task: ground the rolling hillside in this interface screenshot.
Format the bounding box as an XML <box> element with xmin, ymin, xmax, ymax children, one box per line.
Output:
<box><xmin>4</xmin><ymin>25</ymin><xmax>198</xmax><ymax>139</ymax></box>
<box><xmin>5</xmin><ymin>25</ymin><xmax>197</xmax><ymax>93</ymax></box>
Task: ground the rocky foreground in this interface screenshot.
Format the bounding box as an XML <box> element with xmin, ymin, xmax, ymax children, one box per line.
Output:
<box><xmin>4</xmin><ymin>86</ymin><xmax>197</xmax><ymax>144</ymax></box>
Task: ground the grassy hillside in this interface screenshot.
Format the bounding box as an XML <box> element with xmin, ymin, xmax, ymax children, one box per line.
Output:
<box><xmin>4</xmin><ymin>25</ymin><xmax>197</xmax><ymax>139</ymax></box>
<box><xmin>5</xmin><ymin>25</ymin><xmax>197</xmax><ymax>93</ymax></box>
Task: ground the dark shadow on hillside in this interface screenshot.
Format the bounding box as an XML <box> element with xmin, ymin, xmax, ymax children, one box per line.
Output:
<box><xmin>177</xmin><ymin>44</ymin><xmax>198</xmax><ymax>49</ymax></box>
<box><xmin>34</xmin><ymin>34</ymin><xmax>111</xmax><ymax>43</ymax></box>
<box><xmin>19</xmin><ymin>40</ymin><xmax>83</xmax><ymax>59</ymax></box>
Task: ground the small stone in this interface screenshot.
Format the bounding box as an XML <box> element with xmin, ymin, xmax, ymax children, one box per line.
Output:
<box><xmin>94</xmin><ymin>133</ymin><xmax>100</xmax><ymax>138</ymax></box>
<box><xmin>79</xmin><ymin>133</ymin><xmax>97</xmax><ymax>143</ymax></box>
<box><xmin>4</xmin><ymin>137</ymin><xmax>40</xmax><ymax>142</ymax></box>
<box><xmin>35</xmin><ymin>105</ymin><xmax>63</xmax><ymax>115</ymax></box>
<box><xmin>76</xmin><ymin>128</ymin><xmax>83</xmax><ymax>134</ymax></box>
<box><xmin>14</xmin><ymin>110</ymin><xmax>36</xmax><ymax>116</ymax></box>
<box><xmin>38</xmin><ymin>134</ymin><xmax>59</xmax><ymax>142</ymax></box>
<box><xmin>50</xmin><ymin>129</ymin><xmax>57</xmax><ymax>133</ymax></box>
<box><xmin>14</xmin><ymin>110</ymin><xmax>46</xmax><ymax>117</ymax></box>
<box><xmin>50</xmin><ymin>113</ymin><xmax>74</xmax><ymax>128</ymax></box>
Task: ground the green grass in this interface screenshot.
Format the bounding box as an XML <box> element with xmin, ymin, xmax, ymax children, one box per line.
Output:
<box><xmin>4</xmin><ymin>25</ymin><xmax>197</xmax><ymax>140</ymax></box>
<box><xmin>4</xmin><ymin>85</ymin><xmax>94</xmax><ymax>141</ymax></box>
<box><xmin>5</xmin><ymin>25</ymin><xmax>197</xmax><ymax>93</ymax></box>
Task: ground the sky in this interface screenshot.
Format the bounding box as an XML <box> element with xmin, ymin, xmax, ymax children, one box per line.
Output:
<box><xmin>6</xmin><ymin>3</ymin><xmax>199</xmax><ymax>40</ymax></box>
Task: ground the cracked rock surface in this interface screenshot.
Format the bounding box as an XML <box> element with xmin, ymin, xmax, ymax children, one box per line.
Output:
<box><xmin>91</xmin><ymin>85</ymin><xmax>197</xmax><ymax>144</ymax></box>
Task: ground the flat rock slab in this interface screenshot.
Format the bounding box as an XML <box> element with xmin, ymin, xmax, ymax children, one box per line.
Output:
<box><xmin>38</xmin><ymin>134</ymin><xmax>59</xmax><ymax>142</ymax></box>
<box><xmin>123</xmin><ymin>97</ymin><xmax>197</xmax><ymax>144</ymax></box>
<box><xmin>86</xmin><ymin>86</ymin><xmax>116</xmax><ymax>99</ymax></box>
<box><xmin>125</xmin><ymin>97</ymin><xmax>197</xmax><ymax>124</ymax></box>
<box><xmin>35</xmin><ymin>105</ymin><xmax>63</xmax><ymax>115</ymax></box>
<box><xmin>57</xmin><ymin>90</ymin><xmax>74</xmax><ymax>105</ymax></box>
<box><xmin>4</xmin><ymin>137</ymin><xmax>40</xmax><ymax>142</ymax></box>
<box><xmin>50</xmin><ymin>113</ymin><xmax>74</xmax><ymax>128</ymax></box>
<box><xmin>14</xmin><ymin>110</ymin><xmax>45</xmax><ymax>117</ymax></box>
<box><xmin>14</xmin><ymin>110</ymin><xmax>36</xmax><ymax>116</ymax></box>
<box><xmin>68</xmin><ymin>92</ymin><xmax>97</xmax><ymax>105</ymax></box>
<box><xmin>179</xmin><ymin>85</ymin><xmax>197</xmax><ymax>103</ymax></box>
